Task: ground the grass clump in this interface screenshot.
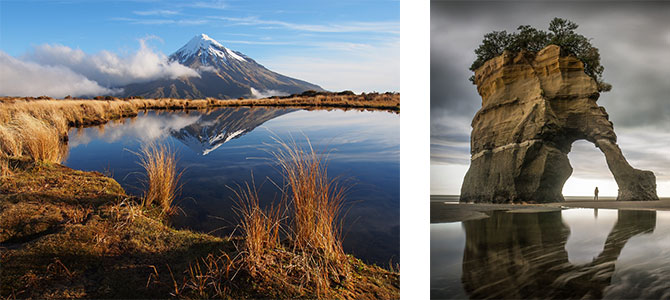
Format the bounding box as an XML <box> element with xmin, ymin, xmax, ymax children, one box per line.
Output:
<box><xmin>272</xmin><ymin>138</ymin><xmax>347</xmax><ymax>261</ymax></box>
<box><xmin>231</xmin><ymin>181</ymin><xmax>284</xmax><ymax>275</ymax></box>
<box><xmin>0</xmin><ymin>156</ymin><xmax>10</xmax><ymax>177</ymax></box>
<box><xmin>14</xmin><ymin>114</ymin><xmax>66</xmax><ymax>163</ymax></box>
<box><xmin>0</xmin><ymin>114</ymin><xmax>66</xmax><ymax>163</ymax></box>
<box><xmin>0</xmin><ymin>94</ymin><xmax>398</xmax><ymax>162</ymax></box>
<box><xmin>233</xmin><ymin>137</ymin><xmax>351</xmax><ymax>297</ymax></box>
<box><xmin>136</xmin><ymin>143</ymin><xmax>182</xmax><ymax>217</ymax></box>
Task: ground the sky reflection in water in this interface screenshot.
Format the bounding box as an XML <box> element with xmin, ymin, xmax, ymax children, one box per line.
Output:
<box><xmin>65</xmin><ymin>108</ymin><xmax>399</xmax><ymax>266</ymax></box>
<box><xmin>431</xmin><ymin>209</ymin><xmax>670</xmax><ymax>299</ymax></box>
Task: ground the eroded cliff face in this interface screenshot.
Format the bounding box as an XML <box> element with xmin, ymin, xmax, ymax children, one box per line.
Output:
<box><xmin>461</xmin><ymin>45</ymin><xmax>658</xmax><ymax>203</ymax></box>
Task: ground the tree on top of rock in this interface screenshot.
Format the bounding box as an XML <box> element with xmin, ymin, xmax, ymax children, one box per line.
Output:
<box><xmin>469</xmin><ymin>17</ymin><xmax>612</xmax><ymax>92</ymax></box>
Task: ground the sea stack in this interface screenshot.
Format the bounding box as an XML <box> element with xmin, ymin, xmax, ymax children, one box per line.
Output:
<box><xmin>460</xmin><ymin>45</ymin><xmax>658</xmax><ymax>203</ymax></box>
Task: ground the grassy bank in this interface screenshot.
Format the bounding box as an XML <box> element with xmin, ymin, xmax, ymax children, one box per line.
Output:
<box><xmin>0</xmin><ymin>94</ymin><xmax>398</xmax><ymax>164</ymax></box>
<box><xmin>0</xmin><ymin>97</ymin><xmax>399</xmax><ymax>298</ymax></box>
<box><xmin>0</xmin><ymin>156</ymin><xmax>398</xmax><ymax>298</ymax></box>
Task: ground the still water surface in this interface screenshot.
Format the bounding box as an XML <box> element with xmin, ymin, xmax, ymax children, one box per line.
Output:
<box><xmin>64</xmin><ymin>107</ymin><xmax>399</xmax><ymax>266</ymax></box>
<box><xmin>432</xmin><ymin>208</ymin><xmax>670</xmax><ymax>299</ymax></box>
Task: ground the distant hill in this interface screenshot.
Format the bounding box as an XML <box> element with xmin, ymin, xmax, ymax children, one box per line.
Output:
<box><xmin>120</xmin><ymin>34</ymin><xmax>323</xmax><ymax>99</ymax></box>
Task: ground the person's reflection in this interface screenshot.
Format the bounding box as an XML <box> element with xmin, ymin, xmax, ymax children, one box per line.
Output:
<box><xmin>461</xmin><ymin>210</ymin><xmax>656</xmax><ymax>299</ymax></box>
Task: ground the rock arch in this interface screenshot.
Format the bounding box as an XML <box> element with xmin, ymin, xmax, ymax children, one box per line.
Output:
<box><xmin>459</xmin><ymin>45</ymin><xmax>658</xmax><ymax>203</ymax></box>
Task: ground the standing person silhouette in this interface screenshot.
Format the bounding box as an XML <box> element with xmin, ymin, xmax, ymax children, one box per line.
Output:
<box><xmin>594</xmin><ymin>187</ymin><xmax>599</xmax><ymax>201</ymax></box>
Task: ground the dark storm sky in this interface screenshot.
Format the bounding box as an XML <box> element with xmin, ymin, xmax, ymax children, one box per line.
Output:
<box><xmin>430</xmin><ymin>0</ymin><xmax>670</xmax><ymax>195</ymax></box>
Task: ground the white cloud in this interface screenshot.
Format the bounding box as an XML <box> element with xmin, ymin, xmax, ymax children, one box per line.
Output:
<box><xmin>69</xmin><ymin>113</ymin><xmax>200</xmax><ymax>147</ymax></box>
<box><xmin>0</xmin><ymin>51</ymin><xmax>117</xmax><ymax>98</ymax></box>
<box><xmin>23</xmin><ymin>37</ymin><xmax>199</xmax><ymax>87</ymax></box>
<box><xmin>249</xmin><ymin>88</ymin><xmax>288</xmax><ymax>99</ymax></box>
<box><xmin>214</xmin><ymin>16</ymin><xmax>399</xmax><ymax>34</ymax></box>
<box><xmin>197</xmin><ymin>65</ymin><xmax>217</xmax><ymax>73</ymax></box>
<box><xmin>132</xmin><ymin>9</ymin><xmax>179</xmax><ymax>16</ymax></box>
<box><xmin>188</xmin><ymin>0</ymin><xmax>227</xmax><ymax>10</ymax></box>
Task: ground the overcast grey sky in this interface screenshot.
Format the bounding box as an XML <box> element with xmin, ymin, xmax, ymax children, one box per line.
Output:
<box><xmin>431</xmin><ymin>0</ymin><xmax>670</xmax><ymax>196</ymax></box>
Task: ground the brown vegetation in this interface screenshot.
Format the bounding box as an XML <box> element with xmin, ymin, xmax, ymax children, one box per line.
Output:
<box><xmin>0</xmin><ymin>94</ymin><xmax>398</xmax><ymax>163</ymax></box>
<box><xmin>0</xmin><ymin>156</ymin><xmax>398</xmax><ymax>299</ymax></box>
<box><xmin>231</xmin><ymin>138</ymin><xmax>354</xmax><ymax>298</ymax></box>
<box><xmin>0</xmin><ymin>95</ymin><xmax>400</xmax><ymax>298</ymax></box>
<box><xmin>0</xmin><ymin>156</ymin><xmax>11</xmax><ymax>177</ymax></box>
<box><xmin>135</xmin><ymin>143</ymin><xmax>182</xmax><ymax>217</ymax></box>
<box><xmin>231</xmin><ymin>181</ymin><xmax>284</xmax><ymax>274</ymax></box>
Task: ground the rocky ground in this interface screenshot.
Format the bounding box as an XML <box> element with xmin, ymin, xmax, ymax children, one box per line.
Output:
<box><xmin>0</xmin><ymin>157</ymin><xmax>399</xmax><ymax>299</ymax></box>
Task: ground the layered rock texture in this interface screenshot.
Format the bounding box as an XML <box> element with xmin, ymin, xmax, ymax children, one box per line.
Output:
<box><xmin>461</xmin><ymin>210</ymin><xmax>657</xmax><ymax>298</ymax></box>
<box><xmin>461</xmin><ymin>45</ymin><xmax>658</xmax><ymax>203</ymax></box>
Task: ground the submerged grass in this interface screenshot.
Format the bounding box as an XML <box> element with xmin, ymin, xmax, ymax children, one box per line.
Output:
<box><xmin>136</xmin><ymin>143</ymin><xmax>183</xmax><ymax>217</ymax></box>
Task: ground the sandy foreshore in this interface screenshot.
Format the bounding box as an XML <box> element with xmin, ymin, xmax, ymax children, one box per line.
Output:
<box><xmin>431</xmin><ymin>196</ymin><xmax>670</xmax><ymax>223</ymax></box>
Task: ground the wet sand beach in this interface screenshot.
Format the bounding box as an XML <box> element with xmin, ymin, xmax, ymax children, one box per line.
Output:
<box><xmin>431</xmin><ymin>195</ymin><xmax>670</xmax><ymax>223</ymax></box>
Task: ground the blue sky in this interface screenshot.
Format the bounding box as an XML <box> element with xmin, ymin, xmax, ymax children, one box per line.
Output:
<box><xmin>0</xmin><ymin>0</ymin><xmax>399</xmax><ymax>92</ymax></box>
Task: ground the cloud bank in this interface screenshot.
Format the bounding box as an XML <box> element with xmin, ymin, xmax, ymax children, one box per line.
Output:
<box><xmin>249</xmin><ymin>88</ymin><xmax>288</xmax><ymax>99</ymax></box>
<box><xmin>0</xmin><ymin>38</ymin><xmax>199</xmax><ymax>98</ymax></box>
<box><xmin>0</xmin><ymin>52</ymin><xmax>117</xmax><ymax>98</ymax></box>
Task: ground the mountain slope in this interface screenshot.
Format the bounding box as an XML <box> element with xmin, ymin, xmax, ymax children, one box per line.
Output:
<box><xmin>120</xmin><ymin>34</ymin><xmax>322</xmax><ymax>99</ymax></box>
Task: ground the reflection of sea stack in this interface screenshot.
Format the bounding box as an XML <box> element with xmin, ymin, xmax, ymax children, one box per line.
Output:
<box><xmin>460</xmin><ymin>45</ymin><xmax>658</xmax><ymax>203</ymax></box>
<box><xmin>461</xmin><ymin>210</ymin><xmax>656</xmax><ymax>299</ymax></box>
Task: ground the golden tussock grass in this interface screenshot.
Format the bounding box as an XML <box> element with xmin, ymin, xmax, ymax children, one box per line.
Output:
<box><xmin>231</xmin><ymin>181</ymin><xmax>285</xmax><ymax>275</ymax></box>
<box><xmin>136</xmin><ymin>143</ymin><xmax>183</xmax><ymax>217</ymax></box>
<box><xmin>0</xmin><ymin>113</ymin><xmax>66</xmax><ymax>163</ymax></box>
<box><xmin>0</xmin><ymin>94</ymin><xmax>398</xmax><ymax>163</ymax></box>
<box><xmin>232</xmin><ymin>137</ymin><xmax>350</xmax><ymax>297</ymax></box>
<box><xmin>14</xmin><ymin>114</ymin><xmax>66</xmax><ymax>163</ymax></box>
<box><xmin>173</xmin><ymin>252</ymin><xmax>236</xmax><ymax>298</ymax></box>
<box><xmin>0</xmin><ymin>157</ymin><xmax>10</xmax><ymax>177</ymax></box>
<box><xmin>272</xmin><ymin>137</ymin><xmax>347</xmax><ymax>261</ymax></box>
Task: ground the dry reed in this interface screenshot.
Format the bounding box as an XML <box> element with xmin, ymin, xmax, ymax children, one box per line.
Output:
<box><xmin>232</xmin><ymin>137</ymin><xmax>350</xmax><ymax>296</ymax></box>
<box><xmin>0</xmin><ymin>157</ymin><xmax>10</xmax><ymax>177</ymax></box>
<box><xmin>0</xmin><ymin>113</ymin><xmax>65</xmax><ymax>163</ymax></box>
<box><xmin>0</xmin><ymin>95</ymin><xmax>397</xmax><ymax>162</ymax></box>
<box><xmin>136</xmin><ymin>143</ymin><xmax>182</xmax><ymax>217</ymax></box>
<box><xmin>231</xmin><ymin>181</ymin><xmax>285</xmax><ymax>274</ymax></box>
<box><xmin>14</xmin><ymin>114</ymin><xmax>65</xmax><ymax>163</ymax></box>
<box><xmin>182</xmin><ymin>252</ymin><xmax>235</xmax><ymax>298</ymax></box>
<box><xmin>271</xmin><ymin>137</ymin><xmax>347</xmax><ymax>261</ymax></box>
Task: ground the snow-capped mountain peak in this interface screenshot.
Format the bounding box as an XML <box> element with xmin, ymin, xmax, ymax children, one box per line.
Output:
<box><xmin>121</xmin><ymin>34</ymin><xmax>323</xmax><ymax>99</ymax></box>
<box><xmin>172</xmin><ymin>33</ymin><xmax>247</xmax><ymax>65</ymax></box>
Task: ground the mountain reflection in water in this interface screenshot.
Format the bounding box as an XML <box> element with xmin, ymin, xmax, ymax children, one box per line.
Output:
<box><xmin>68</xmin><ymin>107</ymin><xmax>294</xmax><ymax>154</ymax></box>
<box><xmin>432</xmin><ymin>209</ymin><xmax>670</xmax><ymax>299</ymax></box>
<box><xmin>170</xmin><ymin>108</ymin><xmax>294</xmax><ymax>155</ymax></box>
<box><xmin>65</xmin><ymin>108</ymin><xmax>399</xmax><ymax>266</ymax></box>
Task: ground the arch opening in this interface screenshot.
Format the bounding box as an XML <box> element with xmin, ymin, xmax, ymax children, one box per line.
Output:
<box><xmin>562</xmin><ymin>139</ymin><xmax>618</xmax><ymax>198</ymax></box>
